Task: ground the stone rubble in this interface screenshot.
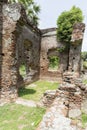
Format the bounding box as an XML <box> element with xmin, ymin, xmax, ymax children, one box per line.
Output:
<box><xmin>37</xmin><ymin>97</ymin><xmax>81</xmax><ymax>130</ymax></box>
<box><xmin>38</xmin><ymin>71</ymin><xmax>87</xmax><ymax>130</ymax></box>
<box><xmin>0</xmin><ymin>1</ymin><xmax>87</xmax><ymax>130</ymax></box>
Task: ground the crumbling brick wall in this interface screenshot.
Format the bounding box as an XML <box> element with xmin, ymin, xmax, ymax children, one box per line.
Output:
<box><xmin>40</xmin><ymin>28</ymin><xmax>62</xmax><ymax>81</ymax></box>
<box><xmin>40</xmin><ymin>23</ymin><xmax>85</xmax><ymax>80</ymax></box>
<box><xmin>16</xmin><ymin>17</ymin><xmax>41</xmax><ymax>85</ymax></box>
<box><xmin>0</xmin><ymin>1</ymin><xmax>85</xmax><ymax>104</ymax></box>
<box><xmin>0</xmin><ymin>2</ymin><xmax>41</xmax><ymax>103</ymax></box>
<box><xmin>69</xmin><ymin>23</ymin><xmax>85</xmax><ymax>75</ymax></box>
<box><xmin>58</xmin><ymin>23</ymin><xmax>85</xmax><ymax>74</ymax></box>
<box><xmin>0</xmin><ymin>3</ymin><xmax>22</xmax><ymax>102</ymax></box>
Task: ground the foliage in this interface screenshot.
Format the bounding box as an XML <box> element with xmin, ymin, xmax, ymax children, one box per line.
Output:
<box><xmin>81</xmin><ymin>51</ymin><xmax>87</xmax><ymax>61</ymax></box>
<box><xmin>57</xmin><ymin>46</ymin><xmax>66</xmax><ymax>52</ymax></box>
<box><xmin>83</xmin><ymin>79</ymin><xmax>87</xmax><ymax>85</ymax></box>
<box><xmin>57</xmin><ymin>6</ymin><xmax>84</xmax><ymax>43</ymax></box>
<box><xmin>49</xmin><ymin>56</ymin><xmax>59</xmax><ymax>70</ymax></box>
<box><xmin>0</xmin><ymin>103</ymin><xmax>45</xmax><ymax>130</ymax></box>
<box><xmin>81</xmin><ymin>52</ymin><xmax>87</xmax><ymax>70</ymax></box>
<box><xmin>8</xmin><ymin>0</ymin><xmax>40</xmax><ymax>26</ymax></box>
<box><xmin>19</xmin><ymin>64</ymin><xmax>26</xmax><ymax>77</ymax></box>
<box><xmin>19</xmin><ymin>80</ymin><xmax>59</xmax><ymax>101</ymax></box>
<box><xmin>83</xmin><ymin>61</ymin><xmax>87</xmax><ymax>69</ymax></box>
<box><xmin>82</xmin><ymin>113</ymin><xmax>87</xmax><ymax>128</ymax></box>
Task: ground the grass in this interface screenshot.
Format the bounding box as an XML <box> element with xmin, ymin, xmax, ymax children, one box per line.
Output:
<box><xmin>0</xmin><ymin>104</ymin><xmax>45</xmax><ymax>130</ymax></box>
<box><xmin>19</xmin><ymin>80</ymin><xmax>59</xmax><ymax>102</ymax></box>
<box><xmin>6</xmin><ymin>67</ymin><xmax>59</xmax><ymax>129</ymax></box>
<box><xmin>82</xmin><ymin>113</ymin><xmax>87</xmax><ymax>128</ymax></box>
<box><xmin>83</xmin><ymin>79</ymin><xmax>87</xmax><ymax>85</ymax></box>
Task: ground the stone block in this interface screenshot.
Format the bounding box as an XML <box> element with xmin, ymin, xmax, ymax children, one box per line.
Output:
<box><xmin>69</xmin><ymin>109</ymin><xmax>81</xmax><ymax>118</ymax></box>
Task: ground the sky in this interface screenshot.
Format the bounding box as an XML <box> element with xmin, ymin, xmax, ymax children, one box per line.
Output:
<box><xmin>35</xmin><ymin>0</ymin><xmax>87</xmax><ymax>51</ymax></box>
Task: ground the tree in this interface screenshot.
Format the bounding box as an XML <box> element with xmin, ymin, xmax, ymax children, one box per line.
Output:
<box><xmin>8</xmin><ymin>0</ymin><xmax>40</xmax><ymax>26</ymax></box>
<box><xmin>57</xmin><ymin>6</ymin><xmax>84</xmax><ymax>43</ymax></box>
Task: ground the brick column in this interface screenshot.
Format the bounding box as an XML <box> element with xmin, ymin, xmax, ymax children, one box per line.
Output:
<box><xmin>69</xmin><ymin>23</ymin><xmax>85</xmax><ymax>75</ymax></box>
<box><xmin>0</xmin><ymin>3</ymin><xmax>24</xmax><ymax>103</ymax></box>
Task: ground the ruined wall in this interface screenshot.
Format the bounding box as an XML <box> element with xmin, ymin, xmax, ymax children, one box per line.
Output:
<box><xmin>0</xmin><ymin>3</ymin><xmax>41</xmax><ymax>103</ymax></box>
<box><xmin>58</xmin><ymin>43</ymin><xmax>69</xmax><ymax>72</ymax></box>
<box><xmin>0</xmin><ymin>1</ymin><xmax>85</xmax><ymax>103</ymax></box>
<box><xmin>40</xmin><ymin>23</ymin><xmax>85</xmax><ymax>81</ymax></box>
<box><xmin>0</xmin><ymin>3</ymin><xmax>21</xmax><ymax>103</ymax></box>
<box><xmin>40</xmin><ymin>28</ymin><xmax>62</xmax><ymax>81</ymax></box>
<box><xmin>16</xmin><ymin>18</ymin><xmax>41</xmax><ymax>85</ymax></box>
<box><xmin>69</xmin><ymin>23</ymin><xmax>85</xmax><ymax>75</ymax></box>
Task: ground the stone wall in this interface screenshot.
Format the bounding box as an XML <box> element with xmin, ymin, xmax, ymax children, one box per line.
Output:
<box><xmin>38</xmin><ymin>72</ymin><xmax>87</xmax><ymax>130</ymax></box>
<box><xmin>58</xmin><ymin>23</ymin><xmax>85</xmax><ymax>74</ymax></box>
<box><xmin>69</xmin><ymin>23</ymin><xmax>85</xmax><ymax>75</ymax></box>
<box><xmin>40</xmin><ymin>24</ymin><xmax>85</xmax><ymax>81</ymax></box>
<box><xmin>58</xmin><ymin>43</ymin><xmax>69</xmax><ymax>72</ymax></box>
<box><xmin>0</xmin><ymin>3</ymin><xmax>21</xmax><ymax>103</ymax></box>
<box><xmin>40</xmin><ymin>28</ymin><xmax>62</xmax><ymax>81</ymax></box>
<box><xmin>0</xmin><ymin>1</ymin><xmax>85</xmax><ymax>103</ymax></box>
<box><xmin>0</xmin><ymin>3</ymin><xmax>41</xmax><ymax>103</ymax></box>
<box><xmin>16</xmin><ymin>16</ymin><xmax>41</xmax><ymax>85</ymax></box>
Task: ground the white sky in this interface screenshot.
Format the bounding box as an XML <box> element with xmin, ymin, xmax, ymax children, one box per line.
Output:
<box><xmin>35</xmin><ymin>0</ymin><xmax>87</xmax><ymax>51</ymax></box>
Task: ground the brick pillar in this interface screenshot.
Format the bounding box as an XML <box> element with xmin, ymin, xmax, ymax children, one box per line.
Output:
<box><xmin>69</xmin><ymin>23</ymin><xmax>85</xmax><ymax>75</ymax></box>
<box><xmin>0</xmin><ymin>3</ymin><xmax>24</xmax><ymax>103</ymax></box>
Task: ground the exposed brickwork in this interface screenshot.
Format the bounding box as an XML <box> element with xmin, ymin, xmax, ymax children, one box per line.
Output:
<box><xmin>40</xmin><ymin>23</ymin><xmax>85</xmax><ymax>80</ymax></box>
<box><xmin>69</xmin><ymin>23</ymin><xmax>85</xmax><ymax>74</ymax></box>
<box><xmin>40</xmin><ymin>28</ymin><xmax>62</xmax><ymax>81</ymax></box>
<box><xmin>0</xmin><ymin>2</ymin><xmax>85</xmax><ymax>104</ymax></box>
<box><xmin>0</xmin><ymin>3</ymin><xmax>41</xmax><ymax>103</ymax></box>
<box><xmin>39</xmin><ymin>71</ymin><xmax>87</xmax><ymax>130</ymax></box>
<box><xmin>0</xmin><ymin>3</ymin><xmax>21</xmax><ymax>103</ymax></box>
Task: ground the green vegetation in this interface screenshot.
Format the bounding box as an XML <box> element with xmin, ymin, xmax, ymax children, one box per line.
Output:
<box><xmin>19</xmin><ymin>64</ymin><xmax>26</xmax><ymax>77</ymax></box>
<box><xmin>49</xmin><ymin>56</ymin><xmax>59</xmax><ymax>70</ymax></box>
<box><xmin>0</xmin><ymin>103</ymin><xmax>45</xmax><ymax>130</ymax></box>
<box><xmin>9</xmin><ymin>0</ymin><xmax>40</xmax><ymax>26</ymax></box>
<box><xmin>83</xmin><ymin>79</ymin><xmax>87</xmax><ymax>85</ymax></box>
<box><xmin>83</xmin><ymin>61</ymin><xmax>87</xmax><ymax>69</ymax></box>
<box><xmin>81</xmin><ymin>51</ymin><xmax>87</xmax><ymax>61</ymax></box>
<box><xmin>19</xmin><ymin>80</ymin><xmax>59</xmax><ymax>101</ymax></box>
<box><xmin>82</xmin><ymin>113</ymin><xmax>87</xmax><ymax>128</ymax></box>
<box><xmin>81</xmin><ymin>52</ymin><xmax>87</xmax><ymax>70</ymax></box>
<box><xmin>57</xmin><ymin>6</ymin><xmax>84</xmax><ymax>43</ymax></box>
<box><xmin>57</xmin><ymin>46</ymin><xmax>66</xmax><ymax>52</ymax></box>
<box><xmin>0</xmin><ymin>80</ymin><xmax>58</xmax><ymax>130</ymax></box>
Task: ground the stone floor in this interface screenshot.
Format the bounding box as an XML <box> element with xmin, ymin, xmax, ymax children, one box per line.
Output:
<box><xmin>15</xmin><ymin>98</ymin><xmax>37</xmax><ymax>107</ymax></box>
<box><xmin>37</xmin><ymin>96</ymin><xmax>84</xmax><ymax>130</ymax></box>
